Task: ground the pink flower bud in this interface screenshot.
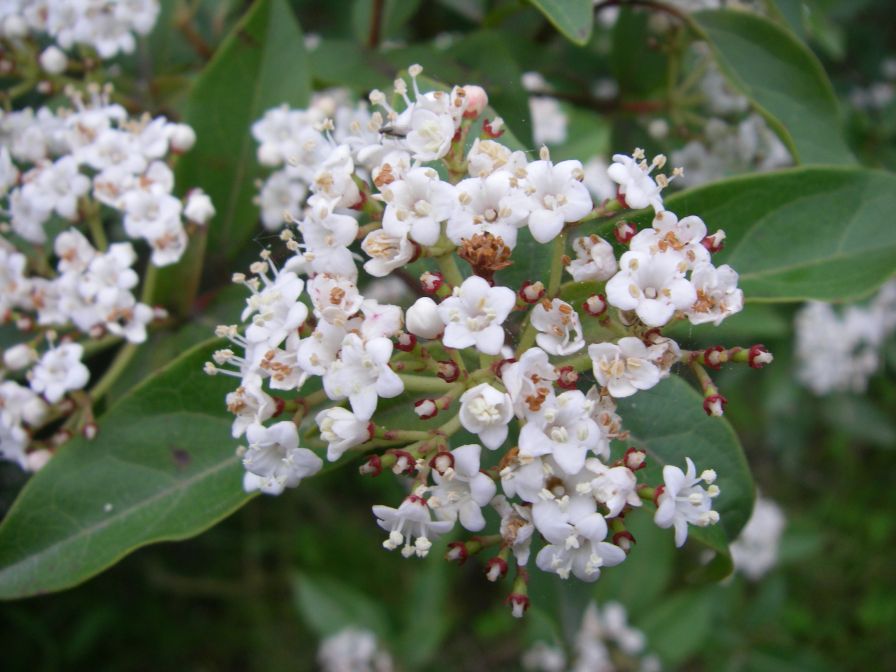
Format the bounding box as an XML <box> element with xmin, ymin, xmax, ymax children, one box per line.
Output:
<box><xmin>519</xmin><ymin>280</ymin><xmax>545</xmax><ymax>304</ymax></box>
<box><xmin>507</xmin><ymin>593</ymin><xmax>529</xmax><ymax>618</ymax></box>
<box><xmin>485</xmin><ymin>557</ymin><xmax>508</xmax><ymax>582</ymax></box>
<box><xmin>584</xmin><ymin>294</ymin><xmax>607</xmax><ymax>317</ymax></box>
<box><xmin>748</xmin><ymin>344</ymin><xmax>774</xmax><ymax>369</ymax></box>
<box><xmin>414</xmin><ymin>399</ymin><xmax>439</xmax><ymax>420</ymax></box>
<box><xmin>462</xmin><ymin>85</ymin><xmax>489</xmax><ymax>118</ymax></box>
<box><xmin>703</xmin><ymin>394</ymin><xmax>727</xmax><ymax>417</ymax></box>
<box><xmin>624</xmin><ymin>447</ymin><xmax>647</xmax><ymax>471</ymax></box>
<box><xmin>395</xmin><ymin>332</ymin><xmax>417</xmax><ymax>352</ymax></box>
<box><xmin>420</xmin><ymin>271</ymin><xmax>444</xmax><ymax>294</ymax></box>
<box><xmin>614</xmin><ymin>221</ymin><xmax>637</xmax><ymax>245</ymax></box>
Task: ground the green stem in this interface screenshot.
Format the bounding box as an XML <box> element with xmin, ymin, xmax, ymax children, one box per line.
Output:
<box><xmin>546</xmin><ymin>231</ymin><xmax>567</xmax><ymax>299</ymax></box>
<box><xmin>435</xmin><ymin>253</ymin><xmax>464</xmax><ymax>288</ymax></box>
<box><xmin>398</xmin><ymin>373</ymin><xmax>452</xmax><ymax>393</ymax></box>
<box><xmin>88</xmin><ymin>342</ymin><xmax>138</xmax><ymax>403</ymax></box>
<box><xmin>85</xmin><ymin>201</ymin><xmax>108</xmax><ymax>252</ymax></box>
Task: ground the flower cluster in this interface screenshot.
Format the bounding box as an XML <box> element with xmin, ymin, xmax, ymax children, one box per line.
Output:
<box><xmin>730</xmin><ymin>494</ymin><xmax>786</xmax><ymax>581</ymax></box>
<box><xmin>522</xmin><ymin>600</ymin><xmax>660</xmax><ymax>672</ymax></box>
<box><xmin>210</xmin><ymin>66</ymin><xmax>772</xmax><ymax>614</ymax></box>
<box><xmin>317</xmin><ymin>627</ymin><xmax>394</xmax><ymax>672</ymax></box>
<box><xmin>0</xmin><ymin>84</ymin><xmax>211</xmax><ymax>471</ymax></box>
<box><xmin>0</xmin><ymin>1</ymin><xmax>159</xmax><ymax>59</ymax></box>
<box><xmin>795</xmin><ymin>280</ymin><xmax>896</xmax><ymax>395</ymax></box>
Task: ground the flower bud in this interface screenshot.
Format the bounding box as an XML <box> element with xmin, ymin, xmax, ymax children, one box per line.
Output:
<box><xmin>614</xmin><ymin>221</ymin><xmax>637</xmax><ymax>245</ymax></box>
<box><xmin>482</xmin><ymin>117</ymin><xmax>504</xmax><ymax>138</ymax></box>
<box><xmin>584</xmin><ymin>294</ymin><xmax>607</xmax><ymax>317</ymax></box>
<box><xmin>2</xmin><ymin>14</ymin><xmax>28</xmax><ymax>39</ymax></box>
<box><xmin>25</xmin><ymin>449</ymin><xmax>53</xmax><ymax>472</ymax></box>
<box><xmin>446</xmin><ymin>542</ymin><xmax>468</xmax><ymax>564</ymax></box>
<box><xmin>420</xmin><ymin>271</ymin><xmax>444</xmax><ymax>294</ymax></box>
<box><xmin>612</xmin><ymin>530</ymin><xmax>635</xmax><ymax>552</ymax></box>
<box><xmin>703</xmin><ymin>345</ymin><xmax>726</xmax><ymax>370</ymax></box>
<box><xmin>703</xmin><ymin>393</ymin><xmax>727</xmax><ymax>417</ymax></box>
<box><xmin>702</xmin><ymin>229</ymin><xmax>726</xmax><ymax>254</ymax></box>
<box><xmin>39</xmin><ymin>46</ymin><xmax>67</xmax><ymax>75</ymax></box>
<box><xmin>395</xmin><ymin>332</ymin><xmax>417</xmax><ymax>352</ymax></box>
<box><xmin>184</xmin><ymin>189</ymin><xmax>215</xmax><ymax>224</ymax></box>
<box><xmin>748</xmin><ymin>344</ymin><xmax>774</xmax><ymax>369</ymax></box>
<box><xmin>167</xmin><ymin>123</ymin><xmax>197</xmax><ymax>153</ymax></box>
<box><xmin>406</xmin><ymin>297</ymin><xmax>444</xmax><ymax>339</ymax></box>
<box><xmin>462</xmin><ymin>85</ymin><xmax>489</xmax><ymax>118</ymax></box>
<box><xmin>519</xmin><ymin>280</ymin><xmax>545</xmax><ymax>304</ymax></box>
<box><xmin>485</xmin><ymin>556</ymin><xmax>508</xmax><ymax>582</ymax></box>
<box><xmin>3</xmin><ymin>343</ymin><xmax>36</xmax><ymax>370</ymax></box>
<box><xmin>436</xmin><ymin>360</ymin><xmax>459</xmax><ymax>383</ymax></box>
<box><xmin>414</xmin><ymin>398</ymin><xmax>439</xmax><ymax>420</ymax></box>
<box><xmin>555</xmin><ymin>366</ymin><xmax>579</xmax><ymax>390</ymax></box>
<box><xmin>507</xmin><ymin>593</ymin><xmax>529</xmax><ymax>618</ymax></box>
<box><xmin>359</xmin><ymin>454</ymin><xmax>383</xmax><ymax>477</ymax></box>
<box><xmin>430</xmin><ymin>451</ymin><xmax>454</xmax><ymax>475</ymax></box>
<box><xmin>623</xmin><ymin>447</ymin><xmax>647</xmax><ymax>471</ymax></box>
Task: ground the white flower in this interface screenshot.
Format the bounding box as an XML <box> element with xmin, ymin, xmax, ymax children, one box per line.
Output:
<box><xmin>533</xmin><ymin>496</ymin><xmax>626</xmax><ymax>581</ymax></box>
<box><xmin>39</xmin><ymin>46</ymin><xmax>67</xmax><ymax>74</ymax></box>
<box><xmin>26</xmin><ymin>156</ymin><xmax>90</xmax><ymax>220</ymax></box>
<box><xmin>580</xmin><ymin>461</ymin><xmax>640</xmax><ymax>518</ymax></box>
<box><xmin>361</xmin><ymin>228</ymin><xmax>416</xmax><ymax>277</ymax></box>
<box><xmin>687</xmin><ymin>262</ymin><xmax>744</xmax><ymax>326</ymax></box>
<box><xmin>405</xmin><ymin>106</ymin><xmax>456</xmax><ymax>161</ymax></box>
<box><xmin>630</xmin><ymin>210</ymin><xmax>710</xmax><ymax>269</ymax></box>
<box><xmin>316</xmin><ymin>406</ymin><xmax>370</xmax><ymax>461</ymax></box>
<box><xmin>322</xmin><ymin>334</ymin><xmax>404</xmax><ymax>420</ymax></box>
<box><xmin>588</xmin><ymin>337</ymin><xmax>661</xmax><ymax>398</ymax></box>
<box><xmin>501</xmin><ymin>346</ymin><xmax>558</xmax><ymax>419</ymax></box>
<box><xmin>437</xmin><ymin>275</ymin><xmax>515</xmax><ymax>355</ymax></box>
<box><xmin>607</xmin><ymin>151</ymin><xmax>666</xmax><ymax>212</ymax></box>
<box><xmin>448</xmin><ymin>172</ymin><xmax>530</xmax><ymax>248</ymax></box>
<box><xmin>373</xmin><ymin>495</ymin><xmax>454</xmax><ymax>558</ymax></box>
<box><xmin>525</xmin><ymin>157</ymin><xmax>592</xmax><ymax>243</ymax></box>
<box><xmin>298</xmin><ymin>208</ymin><xmax>359</xmax><ymax>279</ymax></box>
<box><xmin>54</xmin><ymin>229</ymin><xmax>96</xmax><ymax>274</ymax></box>
<box><xmin>466</xmin><ymin>138</ymin><xmax>527</xmax><ymax>178</ymax></box>
<box><xmin>606</xmin><ymin>250</ymin><xmax>697</xmax><ymax>327</ymax></box>
<box><xmin>380</xmin><ymin>167</ymin><xmax>455</xmax><ymax>246</ymax></box>
<box><xmin>731</xmin><ymin>495</ymin><xmax>786</xmax><ymax>580</ymax></box>
<box><xmin>529</xmin><ymin>97</ymin><xmax>568</xmax><ymax>146</ymax></box>
<box><xmin>459</xmin><ymin>383</ymin><xmax>514</xmax><ymax>450</ymax></box>
<box><xmin>429</xmin><ymin>444</ymin><xmax>497</xmax><ymax>531</ymax></box>
<box><xmin>406</xmin><ymin>297</ymin><xmax>444</xmax><ymax>339</ymax></box>
<box><xmin>519</xmin><ymin>390</ymin><xmax>601</xmax><ymax>475</ymax></box>
<box><xmin>242</xmin><ymin>421</ymin><xmax>322</xmax><ymax>495</ymax></box>
<box><xmin>257</xmin><ymin>170</ymin><xmax>306</xmax><ymax>230</ymax></box>
<box><xmin>240</xmin><ymin>265</ymin><xmax>307</xmax><ymax>349</ymax></box>
<box><xmin>307</xmin><ymin>274</ymin><xmax>362</xmax><ymax>327</ymax></box>
<box><xmin>530</xmin><ymin>298</ymin><xmax>585</xmax><ymax>356</ymax></box>
<box><xmin>225</xmin><ymin>384</ymin><xmax>276</xmax><ymax>438</ymax></box>
<box><xmin>183</xmin><ymin>188</ymin><xmax>215</xmax><ymax>224</ymax></box>
<box><xmin>309</xmin><ymin>144</ymin><xmax>360</xmax><ymax>208</ymax></box>
<box><xmin>492</xmin><ymin>495</ymin><xmax>535</xmax><ymax>565</ymax></box>
<box><xmin>359</xmin><ymin>299</ymin><xmax>403</xmax><ymax>340</ymax></box>
<box><xmin>29</xmin><ymin>342</ymin><xmax>90</xmax><ymax>403</ymax></box>
<box><xmin>654</xmin><ymin>457</ymin><xmax>720</xmax><ymax>547</ymax></box>
<box><xmin>0</xmin><ymin>380</ymin><xmax>47</xmax><ymax>427</ymax></box>
<box><xmin>317</xmin><ymin>628</ymin><xmax>393</xmax><ymax>672</ymax></box>
<box><xmin>500</xmin><ymin>454</ymin><xmax>550</xmax><ymax>503</ymax></box>
<box><xmin>566</xmin><ymin>234</ymin><xmax>617</xmax><ymax>282</ymax></box>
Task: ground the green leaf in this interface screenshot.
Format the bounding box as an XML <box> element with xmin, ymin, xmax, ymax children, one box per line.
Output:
<box><xmin>654</xmin><ymin>167</ymin><xmax>896</xmax><ymax>302</ymax></box>
<box><xmin>292</xmin><ymin>572</ymin><xmax>391</xmax><ymax>639</ymax></box>
<box><xmin>0</xmin><ymin>341</ymin><xmax>248</xmax><ymax>600</ymax></box>
<box><xmin>398</xmin><ymin>538</ymin><xmax>452</xmax><ymax>667</ymax></box>
<box><xmin>167</xmin><ymin>0</ymin><xmax>310</xmax><ymax>281</ymax></box>
<box><xmin>528</xmin><ymin>0</ymin><xmax>594</xmax><ymax>46</ymax></box>
<box><xmin>639</xmin><ymin>587</ymin><xmax>718</xmax><ymax>666</ymax></box>
<box><xmin>692</xmin><ymin>9</ymin><xmax>854</xmax><ymax>165</ymax></box>
<box><xmin>617</xmin><ymin>377</ymin><xmax>754</xmax><ymax>562</ymax></box>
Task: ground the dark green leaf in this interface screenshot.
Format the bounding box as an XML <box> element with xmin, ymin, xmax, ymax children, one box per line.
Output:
<box><xmin>292</xmin><ymin>572</ymin><xmax>391</xmax><ymax>639</ymax></box>
<box><xmin>528</xmin><ymin>0</ymin><xmax>594</xmax><ymax>46</ymax></box>
<box><xmin>692</xmin><ymin>9</ymin><xmax>854</xmax><ymax>164</ymax></box>
<box><xmin>170</xmin><ymin>0</ymin><xmax>310</xmax><ymax>276</ymax></box>
<box><xmin>0</xmin><ymin>341</ymin><xmax>248</xmax><ymax>599</ymax></box>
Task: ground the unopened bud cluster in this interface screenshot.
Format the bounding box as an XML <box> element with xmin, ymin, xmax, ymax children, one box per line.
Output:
<box><xmin>210</xmin><ymin>66</ymin><xmax>773</xmax><ymax>614</ymax></box>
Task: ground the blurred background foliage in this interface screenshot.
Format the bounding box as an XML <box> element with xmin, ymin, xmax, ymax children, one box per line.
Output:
<box><xmin>1</xmin><ymin>0</ymin><xmax>895</xmax><ymax>669</ymax></box>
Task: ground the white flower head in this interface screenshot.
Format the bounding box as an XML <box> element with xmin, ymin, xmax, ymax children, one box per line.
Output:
<box><xmin>533</xmin><ymin>496</ymin><xmax>626</xmax><ymax>581</ymax></box>
<box><xmin>525</xmin><ymin>156</ymin><xmax>592</xmax><ymax>243</ymax></box>
<box><xmin>519</xmin><ymin>390</ymin><xmax>601</xmax><ymax>475</ymax></box>
<box><xmin>530</xmin><ymin>298</ymin><xmax>585</xmax><ymax>356</ymax></box>
<box><xmin>687</xmin><ymin>262</ymin><xmax>744</xmax><ymax>326</ymax></box>
<box><xmin>316</xmin><ymin>406</ymin><xmax>370</xmax><ymax>462</ymax></box>
<box><xmin>588</xmin><ymin>337</ymin><xmax>661</xmax><ymax>398</ymax></box>
<box><xmin>429</xmin><ymin>443</ymin><xmax>497</xmax><ymax>531</ymax></box>
<box><xmin>380</xmin><ymin>167</ymin><xmax>455</xmax><ymax>246</ymax></box>
<box><xmin>373</xmin><ymin>494</ymin><xmax>454</xmax><ymax>558</ymax></box>
<box><xmin>448</xmin><ymin>172</ymin><xmax>530</xmax><ymax>248</ymax></box>
<box><xmin>654</xmin><ymin>457</ymin><xmax>720</xmax><ymax>547</ymax></box>
<box><xmin>501</xmin><ymin>347</ymin><xmax>558</xmax><ymax>419</ymax></box>
<box><xmin>606</xmin><ymin>250</ymin><xmax>697</xmax><ymax>327</ymax></box>
<box><xmin>243</xmin><ymin>421</ymin><xmax>322</xmax><ymax>495</ymax></box>
<box><xmin>322</xmin><ymin>334</ymin><xmax>404</xmax><ymax>420</ymax></box>
<box><xmin>29</xmin><ymin>342</ymin><xmax>89</xmax><ymax>403</ymax></box>
<box><xmin>459</xmin><ymin>383</ymin><xmax>514</xmax><ymax>450</ymax></box>
<box><xmin>437</xmin><ymin>276</ymin><xmax>515</xmax><ymax>355</ymax></box>
<box><xmin>567</xmin><ymin>234</ymin><xmax>617</xmax><ymax>282</ymax></box>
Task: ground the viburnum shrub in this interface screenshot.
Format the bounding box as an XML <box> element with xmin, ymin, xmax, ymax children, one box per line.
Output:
<box><xmin>204</xmin><ymin>66</ymin><xmax>773</xmax><ymax>615</ymax></box>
